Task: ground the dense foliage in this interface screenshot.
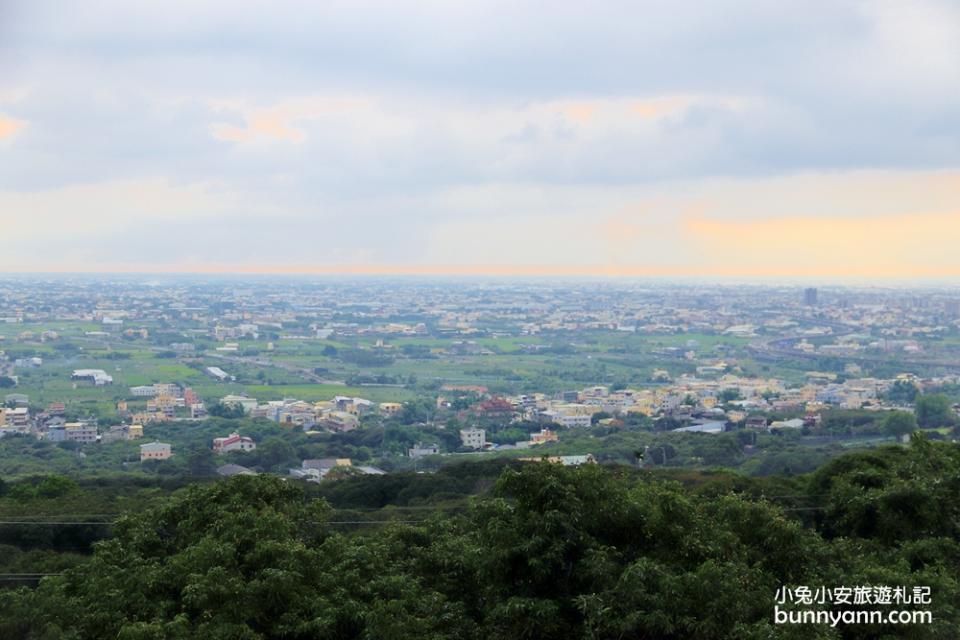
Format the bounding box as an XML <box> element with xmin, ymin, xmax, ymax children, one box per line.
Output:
<box><xmin>1</xmin><ymin>439</ymin><xmax>958</xmax><ymax>638</ymax></box>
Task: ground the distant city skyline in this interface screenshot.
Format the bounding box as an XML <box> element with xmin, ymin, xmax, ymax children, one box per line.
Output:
<box><xmin>1</xmin><ymin>1</ymin><xmax>958</xmax><ymax>278</ymax></box>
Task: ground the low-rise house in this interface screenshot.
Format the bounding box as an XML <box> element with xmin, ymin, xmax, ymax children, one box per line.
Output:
<box><xmin>130</xmin><ymin>385</ymin><xmax>158</xmax><ymax>397</ymax></box>
<box><xmin>212</xmin><ymin>432</ymin><xmax>256</xmax><ymax>454</ymax></box>
<box><xmin>0</xmin><ymin>421</ymin><xmax>30</xmax><ymax>437</ymax></box>
<box><xmin>292</xmin><ymin>458</ymin><xmax>352</xmax><ymax>482</ymax></box>
<box><xmin>460</xmin><ymin>427</ymin><xmax>486</xmax><ymax>449</ymax></box>
<box><xmin>220</xmin><ymin>394</ymin><xmax>258</xmax><ymax>414</ymax></box>
<box><xmin>673</xmin><ymin>421</ymin><xmax>726</xmax><ymax>434</ymax></box>
<box><xmin>205</xmin><ymin>366</ymin><xmax>232</xmax><ymax>382</ymax></box>
<box><xmin>332</xmin><ymin>396</ymin><xmax>375</xmax><ymax>415</ymax></box>
<box><xmin>539</xmin><ymin>410</ymin><xmax>592</xmax><ymax>429</ymax></box>
<box><xmin>355</xmin><ymin>465</ymin><xmax>387</xmax><ymax>475</ymax></box>
<box><xmin>321</xmin><ymin>411</ymin><xmax>359</xmax><ymax>433</ymax></box>
<box><xmin>5</xmin><ymin>393</ymin><xmax>28</xmax><ymax>406</ymax></box>
<box><xmin>2</xmin><ymin>406</ymin><xmax>29</xmax><ymax>427</ymax></box>
<box><xmin>302</xmin><ymin>458</ymin><xmax>352</xmax><ymax>472</ymax></box>
<box><xmin>217</xmin><ymin>463</ymin><xmax>257</xmax><ymax>477</ymax></box>
<box><xmin>474</xmin><ymin>397</ymin><xmax>515</xmax><ymax>421</ymax></box>
<box><xmin>408</xmin><ymin>442</ymin><xmax>439</xmax><ymax>458</ymax></box>
<box><xmin>346</xmin><ymin>398</ymin><xmax>375</xmax><ymax>415</ymax></box>
<box><xmin>529</xmin><ymin>428</ymin><xmax>559</xmax><ymax>445</ymax></box>
<box><xmin>140</xmin><ymin>441</ymin><xmax>172</xmax><ymax>461</ymax></box>
<box><xmin>519</xmin><ymin>454</ymin><xmax>596</xmax><ymax>466</ymax></box>
<box><xmin>770</xmin><ymin>418</ymin><xmax>805</xmax><ymax>430</ymax></box>
<box><xmin>72</xmin><ymin>369</ymin><xmax>113</xmax><ymax>385</ymax></box>
<box><xmin>65</xmin><ymin>422</ymin><xmax>98</xmax><ymax>444</ymax></box>
<box><xmin>101</xmin><ymin>426</ymin><xmax>123</xmax><ymax>443</ymax></box>
<box><xmin>379</xmin><ymin>402</ymin><xmax>403</xmax><ymax>417</ymax></box>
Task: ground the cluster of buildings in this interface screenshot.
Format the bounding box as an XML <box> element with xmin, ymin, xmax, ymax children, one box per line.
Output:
<box><xmin>218</xmin><ymin>393</ymin><xmax>380</xmax><ymax>432</ymax></box>
<box><xmin>122</xmin><ymin>382</ymin><xmax>205</xmax><ymax>422</ymax></box>
<box><xmin>416</xmin><ymin>370</ymin><xmax>956</xmax><ymax>450</ymax></box>
<box><xmin>0</xmin><ymin>404</ymin><xmax>145</xmax><ymax>445</ymax></box>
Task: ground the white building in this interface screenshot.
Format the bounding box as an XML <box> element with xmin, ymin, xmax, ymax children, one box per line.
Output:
<box><xmin>460</xmin><ymin>427</ymin><xmax>486</xmax><ymax>449</ymax></box>
<box><xmin>408</xmin><ymin>443</ymin><xmax>439</xmax><ymax>458</ymax></box>
<box><xmin>130</xmin><ymin>385</ymin><xmax>158</xmax><ymax>397</ymax></box>
<box><xmin>220</xmin><ymin>395</ymin><xmax>258</xmax><ymax>414</ymax></box>
<box><xmin>212</xmin><ymin>432</ymin><xmax>256</xmax><ymax>454</ymax></box>
<box><xmin>72</xmin><ymin>369</ymin><xmax>113</xmax><ymax>385</ymax></box>
<box><xmin>205</xmin><ymin>366</ymin><xmax>231</xmax><ymax>381</ymax></box>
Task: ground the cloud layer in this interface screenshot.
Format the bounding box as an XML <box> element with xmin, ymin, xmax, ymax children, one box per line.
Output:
<box><xmin>0</xmin><ymin>0</ymin><xmax>958</xmax><ymax>277</ymax></box>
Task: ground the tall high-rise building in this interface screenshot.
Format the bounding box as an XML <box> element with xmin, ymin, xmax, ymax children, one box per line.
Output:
<box><xmin>804</xmin><ymin>288</ymin><xmax>818</xmax><ymax>305</ymax></box>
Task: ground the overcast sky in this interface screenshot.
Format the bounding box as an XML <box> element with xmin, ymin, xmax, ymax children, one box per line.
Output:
<box><xmin>1</xmin><ymin>0</ymin><xmax>958</xmax><ymax>278</ymax></box>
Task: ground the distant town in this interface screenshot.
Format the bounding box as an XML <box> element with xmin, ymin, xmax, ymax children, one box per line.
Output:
<box><xmin>0</xmin><ymin>276</ymin><xmax>958</xmax><ymax>479</ymax></box>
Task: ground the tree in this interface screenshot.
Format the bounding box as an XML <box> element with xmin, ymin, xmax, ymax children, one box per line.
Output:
<box><xmin>719</xmin><ymin>388</ymin><xmax>742</xmax><ymax>403</ymax></box>
<box><xmin>0</xmin><ymin>377</ymin><xmax>16</xmax><ymax>388</ymax></box>
<box><xmin>590</xmin><ymin>411</ymin><xmax>612</xmax><ymax>425</ymax></box>
<box><xmin>207</xmin><ymin>402</ymin><xmax>245</xmax><ymax>419</ymax></box>
<box><xmin>647</xmin><ymin>442</ymin><xmax>676</xmax><ymax>464</ymax></box>
<box><xmin>398</xmin><ymin>398</ymin><xmax>435</xmax><ymax>425</ymax></box>
<box><xmin>885</xmin><ymin>379</ymin><xmax>919</xmax><ymax>404</ymax></box>
<box><xmin>915</xmin><ymin>394</ymin><xmax>955</xmax><ymax>428</ymax></box>
<box><xmin>3</xmin><ymin>456</ymin><xmax>960</xmax><ymax>637</ymax></box>
<box><xmin>882</xmin><ymin>410</ymin><xmax>917</xmax><ymax>440</ymax></box>
<box><xmin>256</xmin><ymin>437</ymin><xmax>297</xmax><ymax>470</ymax></box>
<box><xmin>185</xmin><ymin>448</ymin><xmax>217</xmax><ymax>477</ymax></box>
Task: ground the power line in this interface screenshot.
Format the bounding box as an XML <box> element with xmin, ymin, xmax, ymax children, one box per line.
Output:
<box><xmin>0</xmin><ymin>521</ymin><xmax>115</xmax><ymax>525</ymax></box>
<box><xmin>0</xmin><ymin>519</ymin><xmax>431</xmax><ymax>526</ymax></box>
<box><xmin>325</xmin><ymin>519</ymin><xmax>428</xmax><ymax>524</ymax></box>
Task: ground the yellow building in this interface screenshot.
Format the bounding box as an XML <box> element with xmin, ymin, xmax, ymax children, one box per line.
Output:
<box><xmin>530</xmin><ymin>428</ymin><xmax>559</xmax><ymax>445</ymax></box>
<box><xmin>379</xmin><ymin>402</ymin><xmax>403</xmax><ymax>417</ymax></box>
<box><xmin>140</xmin><ymin>441</ymin><xmax>172</xmax><ymax>461</ymax></box>
<box><xmin>153</xmin><ymin>394</ymin><xmax>178</xmax><ymax>408</ymax></box>
<box><xmin>727</xmin><ymin>410</ymin><xmax>747</xmax><ymax>423</ymax></box>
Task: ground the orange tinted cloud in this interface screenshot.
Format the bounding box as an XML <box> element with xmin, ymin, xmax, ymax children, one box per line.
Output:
<box><xmin>0</xmin><ymin>114</ymin><xmax>26</xmax><ymax>139</ymax></box>
<box><xmin>632</xmin><ymin>96</ymin><xmax>693</xmax><ymax>118</ymax></box>
<box><xmin>631</xmin><ymin>95</ymin><xmax>744</xmax><ymax>119</ymax></box>
<box><xmin>210</xmin><ymin>98</ymin><xmax>371</xmax><ymax>144</ymax></box>
<box><xmin>17</xmin><ymin>261</ymin><xmax>960</xmax><ymax>279</ymax></box>
<box><xmin>212</xmin><ymin>114</ymin><xmax>305</xmax><ymax>143</ymax></box>
<box><xmin>683</xmin><ymin>209</ymin><xmax>960</xmax><ymax>277</ymax></box>
<box><xmin>563</xmin><ymin>103</ymin><xmax>597</xmax><ymax>125</ymax></box>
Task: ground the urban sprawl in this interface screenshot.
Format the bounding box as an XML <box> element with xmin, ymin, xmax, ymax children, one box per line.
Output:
<box><xmin>1</xmin><ymin>277</ymin><xmax>958</xmax><ymax>480</ymax></box>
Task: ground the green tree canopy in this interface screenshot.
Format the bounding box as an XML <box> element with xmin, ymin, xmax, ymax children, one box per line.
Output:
<box><xmin>3</xmin><ymin>452</ymin><xmax>960</xmax><ymax>638</ymax></box>
<box><xmin>882</xmin><ymin>411</ymin><xmax>918</xmax><ymax>440</ymax></box>
<box><xmin>915</xmin><ymin>394</ymin><xmax>956</xmax><ymax>428</ymax></box>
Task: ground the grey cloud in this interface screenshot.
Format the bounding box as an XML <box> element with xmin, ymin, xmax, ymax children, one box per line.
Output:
<box><xmin>0</xmin><ymin>0</ymin><xmax>958</xmax><ymax>269</ymax></box>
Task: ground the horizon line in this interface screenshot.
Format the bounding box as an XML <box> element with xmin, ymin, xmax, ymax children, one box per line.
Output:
<box><xmin>2</xmin><ymin>263</ymin><xmax>960</xmax><ymax>283</ymax></box>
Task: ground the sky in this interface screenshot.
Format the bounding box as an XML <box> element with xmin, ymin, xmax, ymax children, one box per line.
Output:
<box><xmin>0</xmin><ymin>0</ymin><xmax>958</xmax><ymax>279</ymax></box>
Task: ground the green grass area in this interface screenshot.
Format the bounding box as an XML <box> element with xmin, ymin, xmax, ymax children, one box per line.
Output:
<box><xmin>242</xmin><ymin>384</ymin><xmax>413</xmax><ymax>403</ymax></box>
<box><xmin>0</xmin><ymin>325</ymin><xmax>884</xmax><ymax>418</ymax></box>
<box><xmin>8</xmin><ymin>320</ymin><xmax>105</xmax><ymax>334</ymax></box>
